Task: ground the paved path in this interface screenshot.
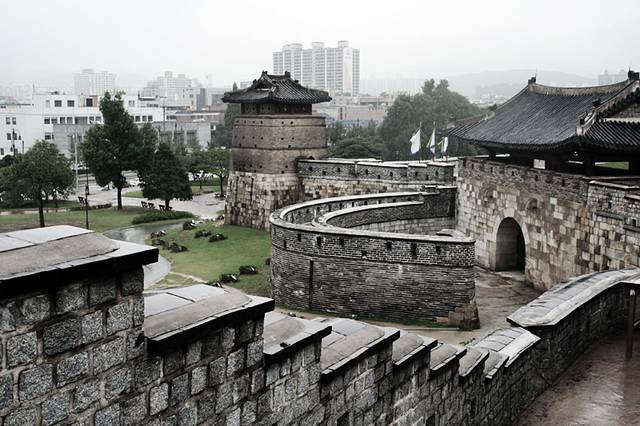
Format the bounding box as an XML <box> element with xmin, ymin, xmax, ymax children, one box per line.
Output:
<box><xmin>517</xmin><ymin>330</ymin><xmax>640</xmax><ymax>425</ymax></box>
<box><xmin>83</xmin><ymin>185</ymin><xmax>225</xmax><ymax>220</ymax></box>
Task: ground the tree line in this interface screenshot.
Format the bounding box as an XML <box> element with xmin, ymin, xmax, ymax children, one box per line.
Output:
<box><xmin>330</xmin><ymin>79</ymin><xmax>485</xmax><ymax>160</ymax></box>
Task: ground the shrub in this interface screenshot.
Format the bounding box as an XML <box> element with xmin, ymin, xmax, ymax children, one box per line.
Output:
<box><xmin>131</xmin><ymin>210</ymin><xmax>194</xmax><ymax>225</ymax></box>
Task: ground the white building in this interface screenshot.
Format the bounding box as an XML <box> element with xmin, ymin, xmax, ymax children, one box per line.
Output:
<box><xmin>141</xmin><ymin>72</ymin><xmax>200</xmax><ymax>109</ymax></box>
<box><xmin>74</xmin><ymin>69</ymin><xmax>117</xmax><ymax>96</ymax></box>
<box><xmin>0</xmin><ymin>92</ymin><xmax>163</xmax><ymax>158</ymax></box>
<box><xmin>273</xmin><ymin>41</ymin><xmax>360</xmax><ymax>95</ymax></box>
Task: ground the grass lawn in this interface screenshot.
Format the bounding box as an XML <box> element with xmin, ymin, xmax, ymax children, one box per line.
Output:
<box><xmin>0</xmin><ymin>206</ymin><xmax>149</xmax><ymax>233</ymax></box>
<box><xmin>596</xmin><ymin>161</ymin><xmax>629</xmax><ymax>171</ymax></box>
<box><xmin>1</xmin><ymin>199</ymin><xmax>82</xmax><ymax>212</ymax></box>
<box><xmin>152</xmin><ymin>223</ymin><xmax>272</xmax><ymax>297</ymax></box>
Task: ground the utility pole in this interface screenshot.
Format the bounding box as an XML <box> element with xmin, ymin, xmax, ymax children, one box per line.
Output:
<box><xmin>627</xmin><ymin>287</ymin><xmax>637</xmax><ymax>359</ymax></box>
<box><xmin>84</xmin><ymin>168</ymin><xmax>90</xmax><ymax>230</ymax></box>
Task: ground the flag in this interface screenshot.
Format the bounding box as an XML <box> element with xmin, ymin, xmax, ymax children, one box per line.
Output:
<box><xmin>428</xmin><ymin>128</ymin><xmax>436</xmax><ymax>156</ymax></box>
<box><xmin>409</xmin><ymin>128</ymin><xmax>421</xmax><ymax>154</ymax></box>
<box><xmin>442</xmin><ymin>136</ymin><xmax>449</xmax><ymax>155</ymax></box>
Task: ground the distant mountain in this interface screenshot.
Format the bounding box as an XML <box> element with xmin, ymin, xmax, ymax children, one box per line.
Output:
<box><xmin>445</xmin><ymin>70</ymin><xmax>597</xmax><ymax>99</ymax></box>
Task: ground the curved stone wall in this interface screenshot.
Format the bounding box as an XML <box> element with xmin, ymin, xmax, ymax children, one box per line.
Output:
<box><xmin>269</xmin><ymin>190</ymin><xmax>478</xmax><ymax>327</ymax></box>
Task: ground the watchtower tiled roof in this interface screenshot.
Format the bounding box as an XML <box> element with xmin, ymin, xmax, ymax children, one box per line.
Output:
<box><xmin>450</xmin><ymin>71</ymin><xmax>640</xmax><ymax>154</ymax></box>
<box><xmin>222</xmin><ymin>71</ymin><xmax>331</xmax><ymax>105</ymax></box>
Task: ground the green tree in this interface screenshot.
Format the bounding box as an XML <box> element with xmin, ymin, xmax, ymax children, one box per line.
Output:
<box><xmin>142</xmin><ymin>143</ymin><xmax>192</xmax><ymax>209</ymax></box>
<box><xmin>81</xmin><ymin>93</ymin><xmax>157</xmax><ymax>209</ymax></box>
<box><xmin>379</xmin><ymin>79</ymin><xmax>481</xmax><ymax>160</ymax></box>
<box><xmin>214</xmin><ymin>83</ymin><xmax>241</xmax><ymax>148</ymax></box>
<box><xmin>329</xmin><ymin>136</ymin><xmax>384</xmax><ymax>159</ymax></box>
<box><xmin>5</xmin><ymin>141</ymin><xmax>74</xmax><ymax>227</ymax></box>
<box><xmin>208</xmin><ymin>148</ymin><xmax>230</xmax><ymax>197</ymax></box>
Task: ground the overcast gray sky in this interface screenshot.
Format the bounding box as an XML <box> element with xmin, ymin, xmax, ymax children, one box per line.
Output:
<box><xmin>1</xmin><ymin>0</ymin><xmax>639</xmax><ymax>87</ymax></box>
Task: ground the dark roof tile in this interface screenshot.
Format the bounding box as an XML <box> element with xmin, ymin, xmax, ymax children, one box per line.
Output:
<box><xmin>222</xmin><ymin>71</ymin><xmax>331</xmax><ymax>105</ymax></box>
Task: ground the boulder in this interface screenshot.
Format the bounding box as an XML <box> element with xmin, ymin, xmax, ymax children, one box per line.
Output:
<box><xmin>209</xmin><ymin>233</ymin><xmax>227</xmax><ymax>243</ymax></box>
<box><xmin>168</xmin><ymin>242</ymin><xmax>188</xmax><ymax>253</ymax></box>
<box><xmin>220</xmin><ymin>274</ymin><xmax>238</xmax><ymax>283</ymax></box>
<box><xmin>194</xmin><ymin>229</ymin><xmax>212</xmax><ymax>239</ymax></box>
<box><xmin>182</xmin><ymin>221</ymin><xmax>197</xmax><ymax>230</ymax></box>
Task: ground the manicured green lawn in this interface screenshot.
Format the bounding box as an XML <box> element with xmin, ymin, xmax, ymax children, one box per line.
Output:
<box><xmin>1</xmin><ymin>199</ymin><xmax>82</xmax><ymax>211</ymax></box>
<box><xmin>0</xmin><ymin>207</ymin><xmax>148</xmax><ymax>233</ymax></box>
<box><xmin>153</xmin><ymin>223</ymin><xmax>272</xmax><ymax>297</ymax></box>
<box><xmin>596</xmin><ymin>161</ymin><xmax>629</xmax><ymax>171</ymax></box>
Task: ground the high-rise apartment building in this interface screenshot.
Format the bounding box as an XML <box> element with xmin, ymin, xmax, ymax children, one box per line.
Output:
<box><xmin>73</xmin><ymin>69</ymin><xmax>117</xmax><ymax>96</ymax></box>
<box><xmin>273</xmin><ymin>41</ymin><xmax>360</xmax><ymax>95</ymax></box>
<box><xmin>141</xmin><ymin>71</ymin><xmax>200</xmax><ymax>109</ymax></box>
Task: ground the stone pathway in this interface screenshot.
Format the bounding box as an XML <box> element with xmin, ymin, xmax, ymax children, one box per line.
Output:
<box><xmin>517</xmin><ymin>330</ymin><xmax>640</xmax><ymax>425</ymax></box>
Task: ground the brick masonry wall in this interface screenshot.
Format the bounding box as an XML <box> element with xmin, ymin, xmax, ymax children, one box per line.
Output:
<box><xmin>3</xmin><ymin>227</ymin><xmax>636</xmax><ymax>426</ymax></box>
<box><xmin>226</xmin><ymin>172</ymin><xmax>301</xmax><ymax>230</ymax></box>
<box><xmin>0</xmin><ymin>269</ymin><xmax>145</xmax><ymax>426</ymax></box>
<box><xmin>269</xmin><ymin>191</ymin><xmax>476</xmax><ymax>326</ymax></box>
<box><xmin>456</xmin><ymin>157</ymin><xmax>640</xmax><ymax>290</ymax></box>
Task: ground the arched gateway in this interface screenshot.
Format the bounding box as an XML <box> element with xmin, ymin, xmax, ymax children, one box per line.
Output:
<box><xmin>495</xmin><ymin>217</ymin><xmax>525</xmax><ymax>271</ymax></box>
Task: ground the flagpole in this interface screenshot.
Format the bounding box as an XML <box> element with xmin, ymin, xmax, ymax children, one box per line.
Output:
<box><xmin>418</xmin><ymin>122</ymin><xmax>422</xmax><ymax>162</ymax></box>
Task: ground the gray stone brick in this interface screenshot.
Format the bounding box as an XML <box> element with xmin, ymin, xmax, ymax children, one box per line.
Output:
<box><xmin>127</xmin><ymin>329</ymin><xmax>145</xmax><ymax>360</ymax></box>
<box><xmin>133</xmin><ymin>296</ymin><xmax>145</xmax><ymax>326</ymax></box>
<box><xmin>57</xmin><ymin>351</ymin><xmax>89</xmax><ymax>386</ymax></box>
<box><xmin>150</xmin><ymin>382</ymin><xmax>169</xmax><ymax>415</ymax></box>
<box><xmin>227</xmin><ymin>348</ymin><xmax>245</xmax><ymax>376</ymax></box>
<box><xmin>0</xmin><ymin>374</ymin><xmax>13</xmax><ymax>409</ymax></box>
<box><xmin>197</xmin><ymin>393</ymin><xmax>216</xmax><ymax>419</ymax></box>
<box><xmin>81</xmin><ymin>310</ymin><xmax>104</xmax><ymax>344</ymax></box>
<box><xmin>135</xmin><ymin>357</ymin><xmax>161</xmax><ymax>389</ymax></box>
<box><xmin>18</xmin><ymin>363</ymin><xmax>53</xmax><ymax>400</ymax></box>
<box><xmin>19</xmin><ymin>294</ymin><xmax>51</xmax><ymax>324</ymax></box>
<box><xmin>178</xmin><ymin>404</ymin><xmax>197</xmax><ymax>426</ymax></box>
<box><xmin>74</xmin><ymin>380</ymin><xmax>101</xmax><ymax>412</ymax></box>
<box><xmin>89</xmin><ymin>277</ymin><xmax>117</xmax><ymax>306</ymax></box>
<box><xmin>250</xmin><ymin>368</ymin><xmax>265</xmax><ymax>394</ymax></box>
<box><xmin>0</xmin><ymin>302</ymin><xmax>16</xmax><ymax>332</ymax></box>
<box><xmin>247</xmin><ymin>340</ymin><xmax>263</xmax><ymax>367</ymax></box>
<box><xmin>43</xmin><ymin>317</ymin><xmax>81</xmax><ymax>355</ymax></box>
<box><xmin>93</xmin><ymin>337</ymin><xmax>125</xmax><ymax>374</ymax></box>
<box><xmin>164</xmin><ymin>349</ymin><xmax>185</xmax><ymax>376</ymax></box>
<box><xmin>186</xmin><ymin>341</ymin><xmax>202</xmax><ymax>365</ymax></box>
<box><xmin>163</xmin><ymin>415</ymin><xmax>177</xmax><ymax>426</ymax></box>
<box><xmin>222</xmin><ymin>327</ymin><xmax>235</xmax><ymax>350</ymax></box>
<box><xmin>241</xmin><ymin>400</ymin><xmax>257</xmax><ymax>424</ymax></box>
<box><xmin>232</xmin><ymin>374</ymin><xmax>249</xmax><ymax>403</ymax></box>
<box><xmin>105</xmin><ymin>367</ymin><xmax>132</xmax><ymax>400</ymax></box>
<box><xmin>106</xmin><ymin>302</ymin><xmax>132</xmax><ymax>335</ymax></box>
<box><xmin>170</xmin><ymin>373</ymin><xmax>189</xmax><ymax>407</ymax></box>
<box><xmin>42</xmin><ymin>391</ymin><xmax>71</xmax><ymax>425</ymax></box>
<box><xmin>122</xmin><ymin>392</ymin><xmax>147</xmax><ymax>425</ymax></box>
<box><xmin>216</xmin><ymin>382</ymin><xmax>232</xmax><ymax>413</ymax></box>
<box><xmin>95</xmin><ymin>404</ymin><xmax>120</xmax><ymax>426</ymax></box>
<box><xmin>208</xmin><ymin>356</ymin><xmax>226</xmax><ymax>385</ymax></box>
<box><xmin>265</xmin><ymin>364</ymin><xmax>279</xmax><ymax>386</ymax></box>
<box><xmin>120</xmin><ymin>269</ymin><xmax>144</xmax><ymax>296</ymax></box>
<box><xmin>191</xmin><ymin>365</ymin><xmax>207</xmax><ymax>395</ymax></box>
<box><xmin>56</xmin><ymin>282</ymin><xmax>87</xmax><ymax>313</ymax></box>
<box><xmin>4</xmin><ymin>406</ymin><xmax>37</xmax><ymax>426</ymax></box>
<box><xmin>7</xmin><ymin>331</ymin><xmax>37</xmax><ymax>367</ymax></box>
<box><xmin>226</xmin><ymin>407</ymin><xmax>241</xmax><ymax>426</ymax></box>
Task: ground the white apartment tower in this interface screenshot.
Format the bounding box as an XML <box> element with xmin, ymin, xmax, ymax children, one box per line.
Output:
<box><xmin>141</xmin><ymin>71</ymin><xmax>200</xmax><ymax>109</ymax></box>
<box><xmin>73</xmin><ymin>69</ymin><xmax>117</xmax><ymax>96</ymax></box>
<box><xmin>273</xmin><ymin>41</ymin><xmax>360</xmax><ymax>95</ymax></box>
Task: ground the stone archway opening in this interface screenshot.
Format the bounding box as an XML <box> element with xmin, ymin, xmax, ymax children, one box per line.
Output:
<box><xmin>495</xmin><ymin>217</ymin><xmax>525</xmax><ymax>271</ymax></box>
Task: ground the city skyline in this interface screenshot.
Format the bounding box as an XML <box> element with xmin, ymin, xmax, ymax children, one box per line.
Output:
<box><xmin>1</xmin><ymin>0</ymin><xmax>639</xmax><ymax>88</ymax></box>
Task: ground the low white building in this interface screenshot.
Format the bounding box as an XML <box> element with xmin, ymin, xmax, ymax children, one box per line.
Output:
<box><xmin>0</xmin><ymin>92</ymin><xmax>163</xmax><ymax>157</ymax></box>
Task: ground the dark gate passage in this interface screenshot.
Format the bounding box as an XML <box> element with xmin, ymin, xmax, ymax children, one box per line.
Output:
<box><xmin>495</xmin><ymin>217</ymin><xmax>525</xmax><ymax>271</ymax></box>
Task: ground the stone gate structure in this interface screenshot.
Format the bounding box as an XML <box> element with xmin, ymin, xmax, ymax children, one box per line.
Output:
<box><xmin>1</xmin><ymin>225</ymin><xmax>639</xmax><ymax>425</ymax></box>
<box><xmin>452</xmin><ymin>71</ymin><xmax>640</xmax><ymax>290</ymax></box>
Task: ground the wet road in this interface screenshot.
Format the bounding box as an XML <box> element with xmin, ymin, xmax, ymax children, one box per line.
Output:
<box><xmin>104</xmin><ymin>222</ymin><xmax>181</xmax><ymax>288</ymax></box>
<box><xmin>517</xmin><ymin>330</ymin><xmax>640</xmax><ymax>425</ymax></box>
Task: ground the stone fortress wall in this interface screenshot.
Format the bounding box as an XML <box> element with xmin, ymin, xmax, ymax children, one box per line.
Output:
<box><xmin>457</xmin><ymin>156</ymin><xmax>640</xmax><ymax>290</ymax></box>
<box><xmin>2</xmin><ymin>226</ymin><xmax>638</xmax><ymax>426</ymax></box>
<box><xmin>269</xmin><ymin>189</ymin><xmax>478</xmax><ymax>327</ymax></box>
<box><xmin>225</xmin><ymin>115</ymin><xmax>328</xmax><ymax>230</ymax></box>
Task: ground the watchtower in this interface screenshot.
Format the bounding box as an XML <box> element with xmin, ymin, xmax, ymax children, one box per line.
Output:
<box><xmin>223</xmin><ymin>71</ymin><xmax>331</xmax><ymax>229</ymax></box>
